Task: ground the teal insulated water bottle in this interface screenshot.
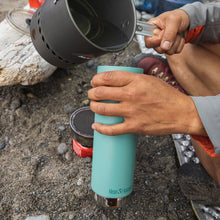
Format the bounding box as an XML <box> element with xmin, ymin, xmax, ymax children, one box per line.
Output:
<box><xmin>91</xmin><ymin>66</ymin><xmax>143</xmax><ymax>207</ymax></box>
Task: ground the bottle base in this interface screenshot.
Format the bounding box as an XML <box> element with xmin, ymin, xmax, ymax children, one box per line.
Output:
<box><xmin>94</xmin><ymin>193</ymin><xmax>130</xmax><ymax>208</ymax></box>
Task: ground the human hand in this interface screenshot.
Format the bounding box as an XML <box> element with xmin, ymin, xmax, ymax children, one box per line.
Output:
<box><xmin>88</xmin><ymin>71</ymin><xmax>206</xmax><ymax>136</ymax></box>
<box><xmin>145</xmin><ymin>9</ymin><xmax>190</xmax><ymax>55</ymax></box>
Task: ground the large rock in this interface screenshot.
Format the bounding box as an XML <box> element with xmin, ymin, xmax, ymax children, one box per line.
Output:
<box><xmin>0</xmin><ymin>12</ymin><xmax>56</xmax><ymax>86</ymax></box>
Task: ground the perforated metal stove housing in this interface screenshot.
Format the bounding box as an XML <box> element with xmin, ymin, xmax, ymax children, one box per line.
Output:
<box><xmin>173</xmin><ymin>134</ymin><xmax>220</xmax><ymax>220</ymax></box>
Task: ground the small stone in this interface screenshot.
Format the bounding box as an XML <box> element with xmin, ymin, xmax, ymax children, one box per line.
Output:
<box><xmin>65</xmin><ymin>151</ymin><xmax>73</xmax><ymax>161</ymax></box>
<box><xmin>86</xmin><ymin>60</ymin><xmax>95</xmax><ymax>68</ymax></box>
<box><xmin>82</xmin><ymin>83</ymin><xmax>89</xmax><ymax>88</ymax></box>
<box><xmin>171</xmin><ymin>178</ymin><xmax>175</xmax><ymax>183</ymax></box>
<box><xmin>10</xmin><ymin>98</ymin><xmax>21</xmax><ymax>111</ymax></box>
<box><xmin>57</xmin><ymin>143</ymin><xmax>68</xmax><ymax>155</ymax></box>
<box><xmin>26</xmin><ymin>93</ymin><xmax>37</xmax><ymax>99</ymax></box>
<box><xmin>25</xmin><ymin>215</ymin><xmax>50</xmax><ymax>220</ymax></box>
<box><xmin>82</xmin><ymin>99</ymin><xmax>90</xmax><ymax>106</ymax></box>
<box><xmin>0</xmin><ymin>142</ymin><xmax>6</xmax><ymax>150</ymax></box>
<box><xmin>77</xmin><ymin>177</ymin><xmax>84</xmax><ymax>186</ymax></box>
<box><xmin>68</xmin><ymin>215</ymin><xmax>74</xmax><ymax>220</ymax></box>
<box><xmin>64</xmin><ymin>104</ymin><xmax>75</xmax><ymax>114</ymax></box>
<box><xmin>40</xmin><ymin>206</ymin><xmax>46</xmax><ymax>211</ymax></box>
<box><xmin>163</xmin><ymin>195</ymin><xmax>169</xmax><ymax>203</ymax></box>
<box><xmin>84</xmin><ymin>157</ymin><xmax>92</xmax><ymax>163</ymax></box>
<box><xmin>145</xmin><ymin>179</ymin><xmax>151</xmax><ymax>187</ymax></box>
<box><xmin>15</xmin><ymin>207</ymin><xmax>20</xmax><ymax>212</ymax></box>
<box><xmin>77</xmin><ymin>88</ymin><xmax>83</xmax><ymax>94</ymax></box>
<box><xmin>58</xmin><ymin>126</ymin><xmax>65</xmax><ymax>131</ymax></box>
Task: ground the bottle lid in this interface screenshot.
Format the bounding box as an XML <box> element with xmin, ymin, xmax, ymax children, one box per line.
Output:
<box><xmin>70</xmin><ymin>106</ymin><xmax>94</xmax><ymax>157</ymax></box>
<box><xmin>6</xmin><ymin>9</ymin><xmax>34</xmax><ymax>35</ymax></box>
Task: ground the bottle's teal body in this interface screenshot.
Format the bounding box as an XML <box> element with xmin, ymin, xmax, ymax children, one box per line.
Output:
<box><xmin>91</xmin><ymin>66</ymin><xmax>143</xmax><ymax>199</ymax></box>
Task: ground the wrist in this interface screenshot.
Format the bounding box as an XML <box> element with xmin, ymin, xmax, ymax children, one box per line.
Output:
<box><xmin>182</xmin><ymin>96</ymin><xmax>207</xmax><ymax>136</ymax></box>
<box><xmin>174</xmin><ymin>9</ymin><xmax>190</xmax><ymax>32</ymax></box>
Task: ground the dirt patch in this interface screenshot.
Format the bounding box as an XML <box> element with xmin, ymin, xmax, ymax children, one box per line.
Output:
<box><xmin>0</xmin><ymin>1</ymin><xmax>196</xmax><ymax>219</ymax></box>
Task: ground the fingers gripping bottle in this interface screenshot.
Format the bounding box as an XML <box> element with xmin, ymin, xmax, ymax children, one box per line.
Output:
<box><xmin>91</xmin><ymin>66</ymin><xmax>143</xmax><ymax>207</ymax></box>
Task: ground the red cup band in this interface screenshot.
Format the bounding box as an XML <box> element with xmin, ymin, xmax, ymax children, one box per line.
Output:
<box><xmin>72</xmin><ymin>139</ymin><xmax>93</xmax><ymax>158</ymax></box>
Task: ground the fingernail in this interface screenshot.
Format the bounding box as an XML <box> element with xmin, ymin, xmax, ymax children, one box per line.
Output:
<box><xmin>92</xmin><ymin>124</ymin><xmax>96</xmax><ymax>130</ymax></box>
<box><xmin>162</xmin><ymin>41</ymin><xmax>171</xmax><ymax>50</ymax></box>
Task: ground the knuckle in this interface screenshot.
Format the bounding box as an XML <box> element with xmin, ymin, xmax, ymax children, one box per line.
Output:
<box><xmin>90</xmin><ymin>101</ymin><xmax>106</xmax><ymax>115</ymax></box>
<box><xmin>87</xmin><ymin>89</ymin><xmax>94</xmax><ymax>99</ymax></box>
<box><xmin>167</xmin><ymin>14</ymin><xmax>177</xmax><ymax>23</ymax></box>
<box><xmin>125</xmin><ymin>76</ymin><xmax>143</xmax><ymax>100</ymax></box>
<box><xmin>126</xmin><ymin>87</ymin><xmax>137</xmax><ymax>100</ymax></box>
<box><xmin>100</xmin><ymin>126</ymin><xmax>117</xmax><ymax>136</ymax></box>
<box><xmin>164</xmin><ymin>30</ymin><xmax>175</xmax><ymax>39</ymax></box>
<box><xmin>89</xmin><ymin>101</ymin><xmax>96</xmax><ymax>111</ymax></box>
<box><xmin>126</xmin><ymin>101</ymin><xmax>136</xmax><ymax>112</ymax></box>
<box><xmin>102</xmin><ymin>71</ymin><xmax>114</xmax><ymax>82</ymax></box>
<box><xmin>155</xmin><ymin>47</ymin><xmax>164</xmax><ymax>54</ymax></box>
<box><xmin>125</xmin><ymin>122</ymin><xmax>137</xmax><ymax>133</ymax></box>
<box><xmin>96</xmin><ymin>103</ymin><xmax>106</xmax><ymax>115</ymax></box>
<box><xmin>94</xmin><ymin>87</ymin><xmax>104</xmax><ymax>99</ymax></box>
<box><xmin>108</xmin><ymin>128</ymin><xmax>116</xmax><ymax>136</ymax></box>
<box><xmin>90</xmin><ymin>87</ymin><xmax>104</xmax><ymax>100</ymax></box>
<box><xmin>125</xmin><ymin>107</ymin><xmax>135</xmax><ymax>118</ymax></box>
<box><xmin>144</xmin><ymin>39</ymin><xmax>151</xmax><ymax>48</ymax></box>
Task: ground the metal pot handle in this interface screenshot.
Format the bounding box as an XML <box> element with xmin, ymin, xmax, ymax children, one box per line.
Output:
<box><xmin>135</xmin><ymin>21</ymin><xmax>156</xmax><ymax>37</ymax></box>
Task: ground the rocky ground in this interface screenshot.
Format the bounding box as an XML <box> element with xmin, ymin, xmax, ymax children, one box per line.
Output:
<box><xmin>0</xmin><ymin>1</ymin><xmax>198</xmax><ymax>220</ymax></box>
